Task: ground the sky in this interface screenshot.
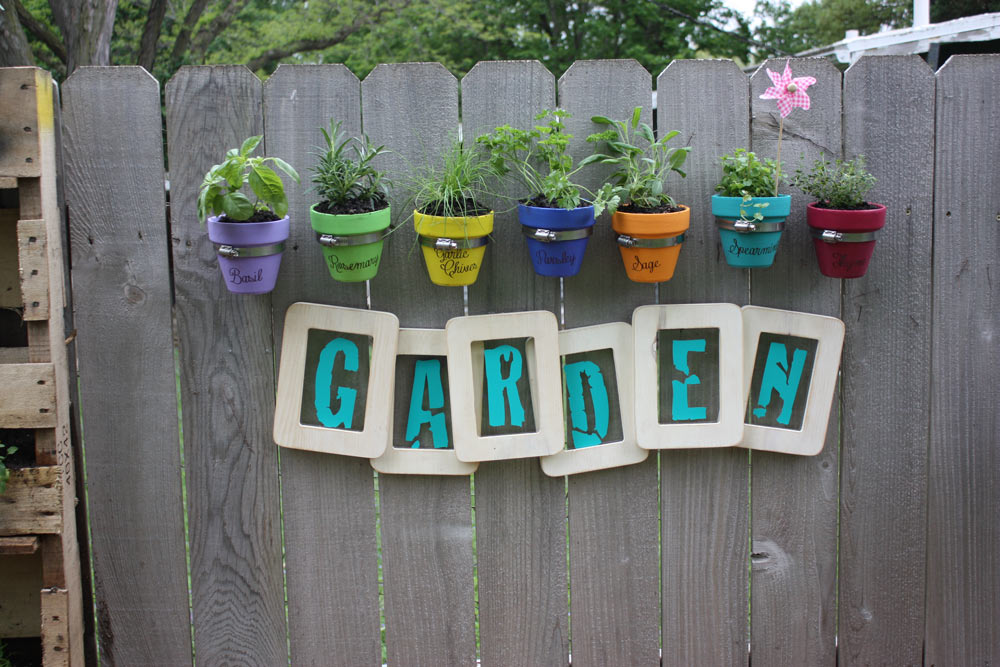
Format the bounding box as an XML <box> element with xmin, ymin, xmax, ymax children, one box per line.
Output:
<box><xmin>721</xmin><ymin>0</ymin><xmax>808</xmax><ymax>22</ymax></box>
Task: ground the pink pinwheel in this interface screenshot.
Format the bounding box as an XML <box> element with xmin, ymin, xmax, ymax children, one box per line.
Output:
<box><xmin>760</xmin><ymin>62</ymin><xmax>817</xmax><ymax>118</ymax></box>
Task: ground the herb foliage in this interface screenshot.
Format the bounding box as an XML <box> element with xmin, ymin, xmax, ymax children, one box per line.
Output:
<box><xmin>409</xmin><ymin>137</ymin><xmax>497</xmax><ymax>218</ymax></box>
<box><xmin>715</xmin><ymin>149</ymin><xmax>780</xmax><ymax>198</ymax></box>
<box><xmin>790</xmin><ymin>154</ymin><xmax>877</xmax><ymax>209</ymax></box>
<box><xmin>197</xmin><ymin>135</ymin><xmax>300</xmax><ymax>223</ymax></box>
<box><xmin>311</xmin><ymin>119</ymin><xmax>391</xmax><ymax>214</ymax></box>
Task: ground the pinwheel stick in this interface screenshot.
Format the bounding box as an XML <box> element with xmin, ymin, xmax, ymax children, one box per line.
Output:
<box><xmin>775</xmin><ymin>115</ymin><xmax>784</xmax><ymax>198</ymax></box>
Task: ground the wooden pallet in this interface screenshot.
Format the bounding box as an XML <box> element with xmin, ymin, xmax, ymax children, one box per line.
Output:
<box><xmin>0</xmin><ymin>67</ymin><xmax>83</xmax><ymax>666</ymax></box>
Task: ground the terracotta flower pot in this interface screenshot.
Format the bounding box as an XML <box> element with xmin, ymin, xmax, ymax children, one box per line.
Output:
<box><xmin>611</xmin><ymin>206</ymin><xmax>690</xmax><ymax>283</ymax></box>
<box><xmin>806</xmin><ymin>203</ymin><xmax>886</xmax><ymax>278</ymax></box>
<box><xmin>207</xmin><ymin>215</ymin><xmax>289</xmax><ymax>294</ymax></box>
<box><xmin>518</xmin><ymin>203</ymin><xmax>595</xmax><ymax>277</ymax></box>
<box><xmin>414</xmin><ymin>210</ymin><xmax>493</xmax><ymax>286</ymax></box>
<box><xmin>310</xmin><ymin>204</ymin><xmax>392</xmax><ymax>282</ymax></box>
<box><xmin>712</xmin><ymin>194</ymin><xmax>791</xmax><ymax>268</ymax></box>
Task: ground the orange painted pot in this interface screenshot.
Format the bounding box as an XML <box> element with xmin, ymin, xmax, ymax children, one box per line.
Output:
<box><xmin>611</xmin><ymin>206</ymin><xmax>690</xmax><ymax>283</ymax></box>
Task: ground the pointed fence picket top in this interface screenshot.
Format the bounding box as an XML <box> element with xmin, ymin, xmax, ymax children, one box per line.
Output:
<box><xmin>62</xmin><ymin>65</ymin><xmax>192</xmax><ymax>667</ymax></box>
<box><xmin>263</xmin><ymin>64</ymin><xmax>382</xmax><ymax>666</ymax></box>
<box><xmin>360</xmin><ymin>62</ymin><xmax>478</xmax><ymax>667</ymax></box>
<box><xmin>927</xmin><ymin>54</ymin><xmax>1000</xmax><ymax>667</ymax></box>
<box><xmin>748</xmin><ymin>56</ymin><xmax>843</xmax><ymax>667</ymax></box>
<box><xmin>164</xmin><ymin>65</ymin><xmax>287</xmax><ymax>666</ymax></box>
<box><xmin>656</xmin><ymin>58</ymin><xmax>751</xmax><ymax>667</ymax></box>
<box><xmin>839</xmin><ymin>54</ymin><xmax>935</xmax><ymax>666</ymax></box>
<box><xmin>461</xmin><ymin>59</ymin><xmax>569</xmax><ymax>667</ymax></box>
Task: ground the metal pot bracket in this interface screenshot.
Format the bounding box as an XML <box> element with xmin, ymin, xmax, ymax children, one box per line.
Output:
<box><xmin>810</xmin><ymin>228</ymin><xmax>878</xmax><ymax>243</ymax></box>
<box><xmin>521</xmin><ymin>226</ymin><xmax>594</xmax><ymax>243</ymax></box>
<box><xmin>215</xmin><ymin>242</ymin><xmax>285</xmax><ymax>258</ymax></box>
<box><xmin>715</xmin><ymin>219</ymin><xmax>785</xmax><ymax>233</ymax></box>
<box><xmin>615</xmin><ymin>233</ymin><xmax>685</xmax><ymax>248</ymax></box>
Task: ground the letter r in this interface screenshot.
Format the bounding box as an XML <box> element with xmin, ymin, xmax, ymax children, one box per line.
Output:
<box><xmin>483</xmin><ymin>344</ymin><xmax>526</xmax><ymax>428</ymax></box>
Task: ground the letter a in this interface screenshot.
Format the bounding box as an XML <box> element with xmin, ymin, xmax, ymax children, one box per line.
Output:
<box><xmin>754</xmin><ymin>342</ymin><xmax>808</xmax><ymax>425</ymax></box>
<box><xmin>564</xmin><ymin>360</ymin><xmax>610</xmax><ymax>448</ymax></box>
<box><xmin>483</xmin><ymin>345</ymin><xmax>526</xmax><ymax>428</ymax></box>
<box><xmin>405</xmin><ymin>359</ymin><xmax>449</xmax><ymax>448</ymax></box>
<box><xmin>671</xmin><ymin>338</ymin><xmax>708</xmax><ymax>421</ymax></box>
<box><xmin>314</xmin><ymin>338</ymin><xmax>359</xmax><ymax>429</ymax></box>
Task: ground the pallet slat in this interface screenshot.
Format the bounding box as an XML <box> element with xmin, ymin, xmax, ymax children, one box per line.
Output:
<box><xmin>0</xmin><ymin>68</ymin><xmax>43</xmax><ymax>178</ymax></box>
<box><xmin>0</xmin><ymin>466</ymin><xmax>62</xmax><ymax>536</ymax></box>
<box><xmin>17</xmin><ymin>218</ymin><xmax>49</xmax><ymax>320</ymax></box>
<box><xmin>0</xmin><ymin>362</ymin><xmax>56</xmax><ymax>428</ymax></box>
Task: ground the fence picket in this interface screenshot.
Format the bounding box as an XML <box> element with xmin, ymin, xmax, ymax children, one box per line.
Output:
<box><xmin>165</xmin><ymin>65</ymin><xmax>286</xmax><ymax>665</ymax></box>
<box><xmin>263</xmin><ymin>64</ymin><xmax>382</xmax><ymax>665</ymax></box>
<box><xmin>839</xmin><ymin>54</ymin><xmax>935</xmax><ymax>665</ymax></box>
<box><xmin>362</xmin><ymin>63</ymin><xmax>478</xmax><ymax>666</ymax></box>
<box><xmin>748</xmin><ymin>57</ymin><xmax>842</xmax><ymax>666</ymax></box>
<box><xmin>657</xmin><ymin>59</ymin><xmax>751</xmax><ymax>667</ymax></box>
<box><xmin>558</xmin><ymin>59</ymin><xmax>660</xmax><ymax>667</ymax></box>
<box><xmin>62</xmin><ymin>66</ymin><xmax>192</xmax><ymax>666</ymax></box>
<box><xmin>926</xmin><ymin>54</ymin><xmax>1000</xmax><ymax>665</ymax></box>
<box><xmin>462</xmin><ymin>60</ymin><xmax>569</xmax><ymax>667</ymax></box>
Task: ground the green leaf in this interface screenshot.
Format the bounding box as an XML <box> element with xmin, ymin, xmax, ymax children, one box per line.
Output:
<box><xmin>630</xmin><ymin>106</ymin><xmax>642</xmax><ymax>129</ymax></box>
<box><xmin>222</xmin><ymin>192</ymin><xmax>254</xmax><ymax>220</ymax></box>
<box><xmin>267</xmin><ymin>157</ymin><xmax>300</xmax><ymax>183</ymax></box>
<box><xmin>590</xmin><ymin>115</ymin><xmax>613</xmax><ymax>125</ymax></box>
<box><xmin>240</xmin><ymin>135</ymin><xmax>262</xmax><ymax>157</ymax></box>
<box><xmin>249</xmin><ymin>165</ymin><xmax>284</xmax><ymax>207</ymax></box>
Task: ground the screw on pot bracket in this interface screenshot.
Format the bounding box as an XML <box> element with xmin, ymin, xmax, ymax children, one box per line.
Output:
<box><xmin>616</xmin><ymin>234</ymin><xmax>636</xmax><ymax>248</ymax></box>
<box><xmin>531</xmin><ymin>228</ymin><xmax>558</xmax><ymax>242</ymax></box>
<box><xmin>217</xmin><ymin>244</ymin><xmax>240</xmax><ymax>258</ymax></box>
<box><xmin>317</xmin><ymin>233</ymin><xmax>342</xmax><ymax>247</ymax></box>
<box><xmin>819</xmin><ymin>230</ymin><xmax>844</xmax><ymax>243</ymax></box>
<box><xmin>434</xmin><ymin>238</ymin><xmax>459</xmax><ymax>251</ymax></box>
<box><xmin>734</xmin><ymin>220</ymin><xmax>757</xmax><ymax>232</ymax></box>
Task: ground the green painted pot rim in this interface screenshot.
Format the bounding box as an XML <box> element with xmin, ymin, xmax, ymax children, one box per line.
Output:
<box><xmin>310</xmin><ymin>203</ymin><xmax>391</xmax><ymax>235</ymax></box>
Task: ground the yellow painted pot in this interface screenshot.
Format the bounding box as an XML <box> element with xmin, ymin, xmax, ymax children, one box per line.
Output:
<box><xmin>414</xmin><ymin>210</ymin><xmax>494</xmax><ymax>286</ymax></box>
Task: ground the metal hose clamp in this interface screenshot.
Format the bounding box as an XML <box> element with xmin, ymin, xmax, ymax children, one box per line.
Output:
<box><xmin>215</xmin><ymin>242</ymin><xmax>285</xmax><ymax>258</ymax></box>
<box><xmin>418</xmin><ymin>235</ymin><xmax>490</xmax><ymax>250</ymax></box>
<box><xmin>715</xmin><ymin>218</ymin><xmax>785</xmax><ymax>233</ymax></box>
<box><xmin>521</xmin><ymin>226</ymin><xmax>594</xmax><ymax>243</ymax></box>
<box><xmin>616</xmin><ymin>233</ymin><xmax>686</xmax><ymax>248</ymax></box>
<box><xmin>315</xmin><ymin>230</ymin><xmax>388</xmax><ymax>247</ymax></box>
<box><xmin>810</xmin><ymin>228</ymin><xmax>878</xmax><ymax>243</ymax></box>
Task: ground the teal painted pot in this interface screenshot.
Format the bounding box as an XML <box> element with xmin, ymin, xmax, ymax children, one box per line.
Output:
<box><xmin>712</xmin><ymin>194</ymin><xmax>791</xmax><ymax>268</ymax></box>
<box><xmin>310</xmin><ymin>204</ymin><xmax>391</xmax><ymax>282</ymax></box>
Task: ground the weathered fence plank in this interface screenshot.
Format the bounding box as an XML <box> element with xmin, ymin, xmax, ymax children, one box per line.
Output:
<box><xmin>462</xmin><ymin>60</ymin><xmax>568</xmax><ymax>667</ymax></box>
<box><xmin>559</xmin><ymin>59</ymin><xmax>659</xmax><ymax>667</ymax></box>
<box><xmin>61</xmin><ymin>66</ymin><xmax>192</xmax><ymax>666</ymax></box>
<box><xmin>263</xmin><ymin>64</ymin><xmax>382</xmax><ymax>666</ymax></box>
<box><xmin>657</xmin><ymin>58</ymin><xmax>750</xmax><ymax>667</ymax></box>
<box><xmin>748</xmin><ymin>57</ymin><xmax>842</xmax><ymax>666</ymax></box>
<box><xmin>839</xmin><ymin>54</ymin><xmax>935</xmax><ymax>666</ymax></box>
<box><xmin>362</xmin><ymin>63</ymin><xmax>477</xmax><ymax>667</ymax></box>
<box><xmin>165</xmin><ymin>66</ymin><xmax>286</xmax><ymax>666</ymax></box>
<box><xmin>926</xmin><ymin>54</ymin><xmax>1000</xmax><ymax>665</ymax></box>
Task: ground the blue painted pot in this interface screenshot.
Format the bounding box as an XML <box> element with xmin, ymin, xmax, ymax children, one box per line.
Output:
<box><xmin>518</xmin><ymin>203</ymin><xmax>596</xmax><ymax>277</ymax></box>
<box><xmin>711</xmin><ymin>194</ymin><xmax>791</xmax><ymax>268</ymax></box>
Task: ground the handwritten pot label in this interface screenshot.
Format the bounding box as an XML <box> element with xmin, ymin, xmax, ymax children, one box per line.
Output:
<box><xmin>728</xmin><ymin>238</ymin><xmax>780</xmax><ymax>259</ymax></box>
<box><xmin>435</xmin><ymin>248</ymin><xmax>479</xmax><ymax>278</ymax></box>
<box><xmin>327</xmin><ymin>253</ymin><xmax>380</xmax><ymax>275</ymax></box>
<box><xmin>534</xmin><ymin>249</ymin><xmax>576</xmax><ymax>267</ymax></box>
<box><xmin>229</xmin><ymin>267</ymin><xmax>265</xmax><ymax>284</ymax></box>
<box><xmin>631</xmin><ymin>255</ymin><xmax>661</xmax><ymax>274</ymax></box>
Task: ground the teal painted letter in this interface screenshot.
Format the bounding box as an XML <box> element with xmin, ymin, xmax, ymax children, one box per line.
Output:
<box><xmin>405</xmin><ymin>359</ymin><xmax>449</xmax><ymax>449</ymax></box>
<box><xmin>753</xmin><ymin>342</ymin><xmax>808</xmax><ymax>425</ymax></box>
<box><xmin>314</xmin><ymin>337</ymin><xmax>359</xmax><ymax>429</ymax></box>
<box><xmin>564</xmin><ymin>360</ymin><xmax>610</xmax><ymax>448</ymax></box>
<box><xmin>484</xmin><ymin>344</ymin><xmax>526</xmax><ymax>428</ymax></box>
<box><xmin>671</xmin><ymin>338</ymin><xmax>708</xmax><ymax>421</ymax></box>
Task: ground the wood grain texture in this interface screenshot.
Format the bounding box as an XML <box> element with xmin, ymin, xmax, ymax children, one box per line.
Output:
<box><xmin>263</xmin><ymin>64</ymin><xmax>382</xmax><ymax>666</ymax></box>
<box><xmin>560</xmin><ymin>59</ymin><xmax>655</xmax><ymax>323</ymax></box>
<box><xmin>0</xmin><ymin>362</ymin><xmax>55</xmax><ymax>427</ymax></box>
<box><xmin>17</xmin><ymin>217</ymin><xmax>48</xmax><ymax>319</ymax></box>
<box><xmin>839</xmin><ymin>55</ymin><xmax>934</xmax><ymax>666</ymax></box>
<box><xmin>556</xmin><ymin>59</ymin><xmax>658</xmax><ymax>667</ymax></box>
<box><xmin>748</xmin><ymin>57</ymin><xmax>841</xmax><ymax>667</ymax></box>
<box><xmin>926</xmin><ymin>54</ymin><xmax>1000</xmax><ymax>665</ymax></box>
<box><xmin>463</xmin><ymin>60</ymin><xmax>559</xmax><ymax>316</ymax></box>
<box><xmin>41</xmin><ymin>587</ymin><xmax>69</xmax><ymax>666</ymax></box>
<box><xmin>61</xmin><ymin>67</ymin><xmax>193</xmax><ymax>666</ymax></box>
<box><xmin>165</xmin><ymin>66</ymin><xmax>286</xmax><ymax>666</ymax></box>
<box><xmin>361</xmin><ymin>63</ymin><xmax>476</xmax><ymax>666</ymax></box>
<box><xmin>0</xmin><ymin>466</ymin><xmax>61</xmax><ymax>535</ymax></box>
<box><xmin>459</xmin><ymin>61</ymin><xmax>568</xmax><ymax>666</ymax></box>
<box><xmin>0</xmin><ymin>68</ymin><xmax>41</xmax><ymax>177</ymax></box>
<box><xmin>657</xmin><ymin>59</ymin><xmax>750</xmax><ymax>667</ymax></box>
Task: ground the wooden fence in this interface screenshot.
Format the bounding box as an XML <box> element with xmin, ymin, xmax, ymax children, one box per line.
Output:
<box><xmin>55</xmin><ymin>55</ymin><xmax>998</xmax><ymax>665</ymax></box>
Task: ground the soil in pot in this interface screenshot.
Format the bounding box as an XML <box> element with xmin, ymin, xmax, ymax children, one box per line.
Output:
<box><xmin>612</xmin><ymin>205</ymin><xmax>689</xmax><ymax>283</ymax></box>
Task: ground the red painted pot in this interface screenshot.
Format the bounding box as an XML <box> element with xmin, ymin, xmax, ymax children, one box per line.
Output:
<box><xmin>806</xmin><ymin>203</ymin><xmax>886</xmax><ymax>279</ymax></box>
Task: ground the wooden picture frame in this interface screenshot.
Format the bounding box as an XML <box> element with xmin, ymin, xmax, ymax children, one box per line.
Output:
<box><xmin>740</xmin><ymin>305</ymin><xmax>845</xmax><ymax>456</ymax></box>
<box><xmin>445</xmin><ymin>310</ymin><xmax>563</xmax><ymax>462</ymax></box>
<box><xmin>274</xmin><ymin>302</ymin><xmax>398</xmax><ymax>458</ymax></box>
<box><xmin>632</xmin><ymin>303</ymin><xmax>744</xmax><ymax>449</ymax></box>
<box><xmin>371</xmin><ymin>328</ymin><xmax>477</xmax><ymax>475</ymax></box>
<box><xmin>540</xmin><ymin>322</ymin><xmax>647</xmax><ymax>477</ymax></box>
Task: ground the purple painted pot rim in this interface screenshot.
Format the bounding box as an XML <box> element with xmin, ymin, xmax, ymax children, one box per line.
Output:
<box><xmin>207</xmin><ymin>215</ymin><xmax>290</xmax><ymax>246</ymax></box>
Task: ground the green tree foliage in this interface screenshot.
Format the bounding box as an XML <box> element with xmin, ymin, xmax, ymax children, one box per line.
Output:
<box><xmin>753</xmin><ymin>0</ymin><xmax>910</xmax><ymax>58</ymax></box>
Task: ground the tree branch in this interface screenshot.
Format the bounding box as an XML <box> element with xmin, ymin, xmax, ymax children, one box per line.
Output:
<box><xmin>171</xmin><ymin>0</ymin><xmax>211</xmax><ymax>64</ymax></box>
<box><xmin>15</xmin><ymin>0</ymin><xmax>67</xmax><ymax>63</ymax></box>
<box><xmin>189</xmin><ymin>0</ymin><xmax>250</xmax><ymax>62</ymax></box>
<box><xmin>137</xmin><ymin>0</ymin><xmax>169</xmax><ymax>71</ymax></box>
<box><xmin>245</xmin><ymin>23</ymin><xmax>365</xmax><ymax>73</ymax></box>
<box><xmin>0</xmin><ymin>2</ymin><xmax>34</xmax><ymax>66</ymax></box>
